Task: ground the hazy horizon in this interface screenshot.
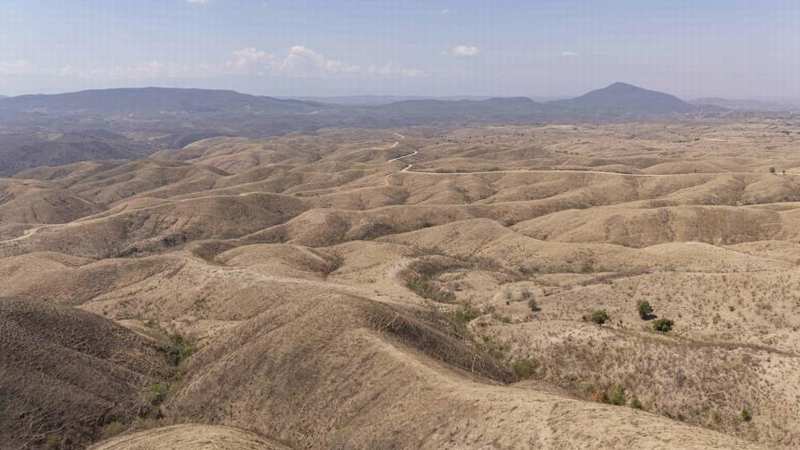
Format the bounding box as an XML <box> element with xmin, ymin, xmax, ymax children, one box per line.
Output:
<box><xmin>2</xmin><ymin>0</ymin><xmax>799</xmax><ymax>99</ymax></box>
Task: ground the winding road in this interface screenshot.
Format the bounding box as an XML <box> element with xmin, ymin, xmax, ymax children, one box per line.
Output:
<box><xmin>385</xmin><ymin>132</ymin><xmax>786</xmax><ymax>179</ymax></box>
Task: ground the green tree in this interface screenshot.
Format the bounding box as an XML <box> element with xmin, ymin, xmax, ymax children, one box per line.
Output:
<box><xmin>590</xmin><ymin>309</ymin><xmax>609</xmax><ymax>325</ymax></box>
<box><xmin>653</xmin><ymin>318</ymin><xmax>674</xmax><ymax>333</ymax></box>
<box><xmin>637</xmin><ymin>301</ymin><xmax>654</xmax><ymax>320</ymax></box>
<box><xmin>608</xmin><ymin>384</ymin><xmax>625</xmax><ymax>406</ymax></box>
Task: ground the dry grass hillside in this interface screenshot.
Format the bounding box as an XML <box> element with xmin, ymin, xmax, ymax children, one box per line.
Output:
<box><xmin>4</xmin><ymin>121</ymin><xmax>800</xmax><ymax>448</ymax></box>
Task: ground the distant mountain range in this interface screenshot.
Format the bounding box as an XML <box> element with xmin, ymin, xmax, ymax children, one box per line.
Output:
<box><xmin>4</xmin><ymin>84</ymin><xmax>796</xmax><ymax>121</ymax></box>
<box><xmin>0</xmin><ymin>83</ymin><xmax>702</xmax><ymax>120</ymax></box>
<box><xmin>0</xmin><ymin>82</ymin><xmax>791</xmax><ymax>176</ymax></box>
<box><xmin>0</xmin><ymin>87</ymin><xmax>318</xmax><ymax>115</ymax></box>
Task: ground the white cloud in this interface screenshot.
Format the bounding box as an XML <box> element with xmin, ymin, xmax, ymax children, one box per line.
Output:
<box><xmin>226</xmin><ymin>47</ymin><xmax>274</xmax><ymax>74</ymax></box>
<box><xmin>561</xmin><ymin>51</ymin><xmax>579</xmax><ymax>57</ymax></box>
<box><xmin>54</xmin><ymin>46</ymin><xmax>422</xmax><ymax>82</ymax></box>
<box><xmin>225</xmin><ymin>46</ymin><xmax>422</xmax><ymax>79</ymax></box>
<box><xmin>276</xmin><ymin>45</ymin><xmax>360</xmax><ymax>77</ymax></box>
<box><xmin>0</xmin><ymin>60</ymin><xmax>33</xmax><ymax>75</ymax></box>
<box><xmin>449</xmin><ymin>45</ymin><xmax>480</xmax><ymax>57</ymax></box>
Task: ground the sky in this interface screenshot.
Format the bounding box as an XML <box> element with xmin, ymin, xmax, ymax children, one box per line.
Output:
<box><xmin>1</xmin><ymin>0</ymin><xmax>799</xmax><ymax>99</ymax></box>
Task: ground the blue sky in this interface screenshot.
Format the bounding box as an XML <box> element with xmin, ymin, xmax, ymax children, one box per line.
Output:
<box><xmin>1</xmin><ymin>0</ymin><xmax>798</xmax><ymax>98</ymax></box>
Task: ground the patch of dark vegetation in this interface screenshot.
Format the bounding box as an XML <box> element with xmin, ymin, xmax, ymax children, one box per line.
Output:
<box><xmin>315</xmin><ymin>250</ymin><xmax>345</xmax><ymax>276</ymax></box>
<box><xmin>637</xmin><ymin>300</ymin><xmax>655</xmax><ymax>320</ymax></box>
<box><xmin>367</xmin><ymin>303</ymin><xmax>515</xmax><ymax>384</ymax></box>
<box><xmin>159</xmin><ymin>333</ymin><xmax>195</xmax><ymax>367</ymax></box>
<box><xmin>607</xmin><ymin>384</ymin><xmax>626</xmax><ymax>406</ymax></box>
<box><xmin>116</xmin><ymin>232</ymin><xmax>192</xmax><ymax>258</ymax></box>
<box><xmin>653</xmin><ymin>318</ymin><xmax>674</xmax><ymax>333</ymax></box>
<box><xmin>450</xmin><ymin>304</ymin><xmax>481</xmax><ymax>329</ymax></box>
<box><xmin>584</xmin><ymin>309</ymin><xmax>609</xmax><ymax>325</ymax></box>
<box><xmin>148</xmin><ymin>382</ymin><xmax>170</xmax><ymax>406</ymax></box>
<box><xmin>406</xmin><ymin>274</ymin><xmax>456</xmax><ymax>302</ymax></box>
<box><xmin>160</xmin><ymin>232</ymin><xmax>188</xmax><ymax>248</ymax></box>
<box><xmin>402</xmin><ymin>257</ymin><xmax>462</xmax><ymax>302</ymax></box>
<box><xmin>512</xmin><ymin>357</ymin><xmax>539</xmax><ymax>380</ymax></box>
<box><xmin>590</xmin><ymin>383</ymin><xmax>626</xmax><ymax>406</ymax></box>
<box><xmin>188</xmin><ymin>240</ymin><xmax>238</xmax><ymax>263</ymax></box>
<box><xmin>358</xmin><ymin>222</ymin><xmax>397</xmax><ymax>240</ymax></box>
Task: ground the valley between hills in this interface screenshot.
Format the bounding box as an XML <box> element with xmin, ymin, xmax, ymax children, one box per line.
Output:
<box><xmin>3</xmin><ymin>118</ymin><xmax>800</xmax><ymax>449</ymax></box>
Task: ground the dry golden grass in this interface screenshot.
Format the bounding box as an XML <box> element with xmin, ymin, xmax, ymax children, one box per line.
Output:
<box><xmin>6</xmin><ymin>121</ymin><xmax>800</xmax><ymax>448</ymax></box>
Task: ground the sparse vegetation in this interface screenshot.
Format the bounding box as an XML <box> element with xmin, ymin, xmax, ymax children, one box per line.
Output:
<box><xmin>451</xmin><ymin>304</ymin><xmax>481</xmax><ymax>327</ymax></box>
<box><xmin>741</xmin><ymin>408</ymin><xmax>753</xmax><ymax>422</ymax></box>
<box><xmin>630</xmin><ymin>396</ymin><xmax>643</xmax><ymax>410</ymax></box>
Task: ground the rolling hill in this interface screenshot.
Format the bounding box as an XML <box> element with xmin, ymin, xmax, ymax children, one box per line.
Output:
<box><xmin>2</xmin><ymin>122</ymin><xmax>799</xmax><ymax>448</ymax></box>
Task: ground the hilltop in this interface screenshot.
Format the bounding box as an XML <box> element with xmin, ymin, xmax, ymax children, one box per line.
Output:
<box><xmin>551</xmin><ymin>82</ymin><xmax>695</xmax><ymax>115</ymax></box>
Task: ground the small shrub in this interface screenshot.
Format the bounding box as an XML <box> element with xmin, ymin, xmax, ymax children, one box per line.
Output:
<box><xmin>45</xmin><ymin>435</ymin><xmax>62</xmax><ymax>449</ymax></box>
<box><xmin>608</xmin><ymin>384</ymin><xmax>625</xmax><ymax>406</ymax></box>
<box><xmin>653</xmin><ymin>318</ymin><xmax>674</xmax><ymax>333</ymax></box>
<box><xmin>630</xmin><ymin>396</ymin><xmax>643</xmax><ymax>409</ymax></box>
<box><xmin>528</xmin><ymin>297</ymin><xmax>540</xmax><ymax>312</ymax></box>
<box><xmin>590</xmin><ymin>309</ymin><xmax>609</xmax><ymax>325</ymax></box>
<box><xmin>637</xmin><ymin>301</ymin><xmax>654</xmax><ymax>320</ymax></box>
<box><xmin>149</xmin><ymin>383</ymin><xmax>169</xmax><ymax>406</ymax></box>
<box><xmin>769</xmin><ymin>167</ymin><xmax>776</xmax><ymax>174</ymax></box>
<box><xmin>512</xmin><ymin>357</ymin><xmax>539</xmax><ymax>379</ymax></box>
<box><xmin>741</xmin><ymin>408</ymin><xmax>753</xmax><ymax>422</ymax></box>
